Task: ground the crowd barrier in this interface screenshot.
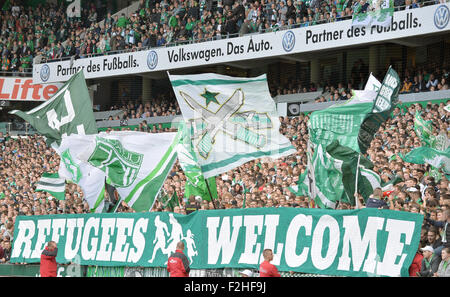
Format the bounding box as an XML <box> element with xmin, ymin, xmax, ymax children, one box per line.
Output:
<box><xmin>0</xmin><ymin>263</ymin><xmax>326</xmax><ymax>277</ymax></box>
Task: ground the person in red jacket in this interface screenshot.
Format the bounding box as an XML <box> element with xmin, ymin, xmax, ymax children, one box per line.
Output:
<box><xmin>409</xmin><ymin>248</ymin><xmax>423</xmax><ymax>277</ymax></box>
<box><xmin>259</xmin><ymin>249</ymin><xmax>280</xmax><ymax>277</ymax></box>
<box><xmin>40</xmin><ymin>241</ymin><xmax>58</xmax><ymax>277</ymax></box>
<box><xmin>167</xmin><ymin>241</ymin><xmax>190</xmax><ymax>277</ymax></box>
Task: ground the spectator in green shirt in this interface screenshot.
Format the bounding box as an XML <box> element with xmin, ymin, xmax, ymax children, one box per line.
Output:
<box><xmin>117</xmin><ymin>13</ymin><xmax>129</xmax><ymax>28</ymax></box>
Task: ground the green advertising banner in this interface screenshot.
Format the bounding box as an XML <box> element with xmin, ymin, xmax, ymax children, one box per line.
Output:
<box><xmin>11</xmin><ymin>208</ymin><xmax>423</xmax><ymax>277</ymax></box>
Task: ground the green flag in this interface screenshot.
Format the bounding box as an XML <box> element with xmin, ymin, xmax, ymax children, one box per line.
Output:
<box><xmin>159</xmin><ymin>190</ymin><xmax>180</xmax><ymax>211</ymax></box>
<box><xmin>288</xmin><ymin>170</ymin><xmax>309</xmax><ymax>197</ymax></box>
<box><xmin>177</xmin><ymin>121</ymin><xmax>217</xmax><ymax>202</ymax></box>
<box><xmin>308</xmin><ymin>99</ymin><xmax>373</xmax><ymax>152</ymax></box>
<box><xmin>35</xmin><ymin>172</ymin><xmax>65</xmax><ymax>201</ymax></box>
<box><xmin>326</xmin><ymin>140</ymin><xmax>381</xmax><ymax>206</ymax></box>
<box><xmin>414</xmin><ymin>112</ymin><xmax>434</xmax><ymax>147</ymax></box>
<box><xmin>9</xmin><ymin>70</ymin><xmax>106</xmax><ymax>213</ymax></box>
<box><xmin>308</xmin><ymin>90</ymin><xmax>376</xmax><ymax>208</ymax></box>
<box><xmin>403</xmin><ymin>147</ymin><xmax>450</xmax><ymax>174</ymax></box>
<box><xmin>309</xmin><ymin>143</ymin><xmax>346</xmax><ymax>209</ymax></box>
<box><xmin>10</xmin><ymin>70</ymin><xmax>97</xmax><ymax>146</ymax></box>
<box><xmin>358</xmin><ymin>66</ymin><xmax>400</xmax><ymax>154</ymax></box>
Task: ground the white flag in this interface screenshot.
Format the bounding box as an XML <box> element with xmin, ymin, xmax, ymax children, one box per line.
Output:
<box><xmin>66</xmin><ymin>0</ymin><xmax>81</xmax><ymax>18</ymax></box>
<box><xmin>364</xmin><ymin>73</ymin><xmax>382</xmax><ymax>91</ymax></box>
<box><xmin>53</xmin><ymin>142</ymin><xmax>106</xmax><ymax>213</ymax></box>
<box><xmin>62</xmin><ymin>131</ymin><xmax>179</xmax><ymax>212</ymax></box>
<box><xmin>168</xmin><ymin>72</ymin><xmax>296</xmax><ymax>178</ymax></box>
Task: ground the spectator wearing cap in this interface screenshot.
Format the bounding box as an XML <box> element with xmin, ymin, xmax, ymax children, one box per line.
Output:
<box><xmin>417</xmin><ymin>245</ymin><xmax>440</xmax><ymax>277</ymax></box>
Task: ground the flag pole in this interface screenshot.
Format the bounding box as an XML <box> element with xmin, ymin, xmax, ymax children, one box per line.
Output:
<box><xmin>306</xmin><ymin>139</ymin><xmax>316</xmax><ymax>208</ymax></box>
<box><xmin>205</xmin><ymin>178</ymin><xmax>217</xmax><ymax>209</ymax></box>
<box><xmin>354</xmin><ymin>153</ymin><xmax>361</xmax><ymax>209</ymax></box>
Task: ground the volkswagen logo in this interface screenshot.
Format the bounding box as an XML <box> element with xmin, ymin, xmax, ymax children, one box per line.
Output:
<box><xmin>147</xmin><ymin>50</ymin><xmax>158</xmax><ymax>70</ymax></box>
<box><xmin>288</xmin><ymin>103</ymin><xmax>300</xmax><ymax>115</ymax></box>
<box><xmin>434</xmin><ymin>5</ymin><xmax>449</xmax><ymax>29</ymax></box>
<box><xmin>40</xmin><ymin>64</ymin><xmax>50</xmax><ymax>82</ymax></box>
<box><xmin>282</xmin><ymin>31</ymin><xmax>295</xmax><ymax>52</ymax></box>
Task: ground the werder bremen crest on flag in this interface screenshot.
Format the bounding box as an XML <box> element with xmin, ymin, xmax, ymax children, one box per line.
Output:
<box><xmin>168</xmin><ymin>73</ymin><xmax>296</xmax><ymax>178</ymax></box>
<box><xmin>64</xmin><ymin>131</ymin><xmax>180</xmax><ymax>212</ymax></box>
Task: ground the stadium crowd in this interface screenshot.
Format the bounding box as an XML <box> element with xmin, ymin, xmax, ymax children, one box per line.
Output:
<box><xmin>0</xmin><ymin>0</ymin><xmax>449</xmax><ymax>275</ymax></box>
<box><xmin>0</xmin><ymin>0</ymin><xmax>438</xmax><ymax>74</ymax></box>
<box><xmin>310</xmin><ymin>63</ymin><xmax>450</xmax><ymax>103</ymax></box>
<box><xmin>104</xmin><ymin>63</ymin><xmax>449</xmax><ymax>123</ymax></box>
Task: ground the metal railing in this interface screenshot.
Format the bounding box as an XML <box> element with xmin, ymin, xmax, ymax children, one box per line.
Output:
<box><xmin>1</xmin><ymin>122</ymin><xmax>37</xmax><ymax>136</ymax></box>
<box><xmin>0</xmin><ymin>69</ymin><xmax>33</xmax><ymax>77</ymax></box>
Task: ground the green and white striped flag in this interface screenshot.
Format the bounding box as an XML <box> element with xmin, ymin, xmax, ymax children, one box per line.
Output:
<box><xmin>35</xmin><ymin>173</ymin><xmax>66</xmax><ymax>200</ymax></box>
<box><xmin>9</xmin><ymin>70</ymin><xmax>107</xmax><ymax>213</ymax></box>
<box><xmin>64</xmin><ymin>131</ymin><xmax>180</xmax><ymax>212</ymax></box>
<box><xmin>326</xmin><ymin>140</ymin><xmax>381</xmax><ymax>206</ymax></box>
<box><xmin>168</xmin><ymin>72</ymin><xmax>296</xmax><ymax>179</ymax></box>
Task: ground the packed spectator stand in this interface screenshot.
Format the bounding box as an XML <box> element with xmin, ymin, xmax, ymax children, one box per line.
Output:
<box><xmin>0</xmin><ymin>0</ymin><xmax>449</xmax><ymax>277</ymax></box>
<box><xmin>0</xmin><ymin>0</ymin><xmax>441</xmax><ymax>75</ymax></box>
<box><xmin>1</xmin><ymin>96</ymin><xmax>449</xmax><ymax>274</ymax></box>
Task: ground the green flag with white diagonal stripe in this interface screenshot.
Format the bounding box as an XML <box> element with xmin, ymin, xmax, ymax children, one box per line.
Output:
<box><xmin>62</xmin><ymin>131</ymin><xmax>180</xmax><ymax>212</ymax></box>
<box><xmin>35</xmin><ymin>172</ymin><xmax>65</xmax><ymax>200</ymax></box>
